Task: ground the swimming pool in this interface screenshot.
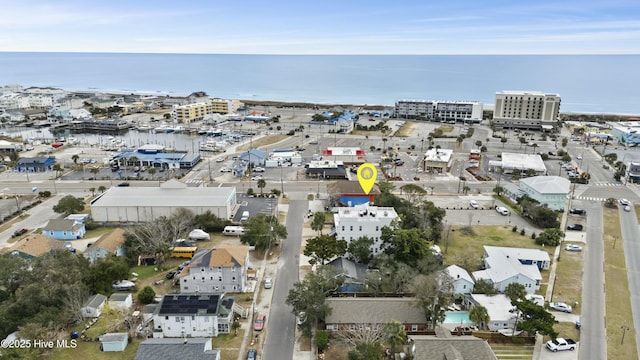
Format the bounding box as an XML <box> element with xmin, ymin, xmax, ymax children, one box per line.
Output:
<box><xmin>443</xmin><ymin>311</ymin><xmax>472</xmax><ymax>324</ymax></box>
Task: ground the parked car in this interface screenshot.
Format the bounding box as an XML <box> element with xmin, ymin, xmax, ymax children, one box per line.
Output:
<box><xmin>624</xmin><ymin>205</ymin><xmax>631</xmax><ymax>212</ymax></box>
<box><xmin>619</xmin><ymin>198</ymin><xmax>630</xmax><ymax>206</ymax></box>
<box><xmin>264</xmin><ymin>277</ymin><xmax>273</xmax><ymax>289</ymax></box>
<box><xmin>247</xmin><ymin>348</ymin><xmax>257</xmax><ymax>360</ymax></box>
<box><xmin>166</xmin><ymin>270</ymin><xmax>179</xmax><ymax>279</ymax></box>
<box><xmin>254</xmin><ymin>313</ymin><xmax>266</xmax><ymax>331</ymax></box>
<box><xmin>549</xmin><ymin>302</ymin><xmax>572</xmax><ymax>313</ymax></box>
<box><xmin>565</xmin><ymin>244</ymin><xmax>583</xmax><ymax>252</ymax></box>
<box><xmin>251</xmin><ymin>175</ymin><xmax>263</xmax><ymax>181</ymax></box>
<box><xmin>495</xmin><ymin>206</ymin><xmax>510</xmax><ymax>216</ymax></box>
<box><xmin>569</xmin><ymin>208</ymin><xmax>585</xmax><ymax>215</ymax></box>
<box><xmin>12</xmin><ymin>228</ymin><xmax>28</xmax><ymax>238</ymax></box>
<box><xmin>177</xmin><ymin>260</ymin><xmax>191</xmax><ymax>271</ymax></box>
<box><xmin>567</xmin><ymin>224</ymin><xmax>584</xmax><ymax>231</ymax></box>
<box><xmin>117</xmin><ymin>182</ymin><xmax>130</xmax><ymax>187</ymax></box>
<box><xmin>216</xmin><ymin>157</ymin><xmax>225</xmax><ymax>163</ymax></box>
<box><xmin>253</xmin><ymin>167</ymin><xmax>265</xmax><ymax>172</ymax></box>
<box><xmin>219</xmin><ymin>167</ymin><xmax>231</xmax><ymax>173</ymax></box>
<box><xmin>603</xmin><ymin>164</ymin><xmax>610</xmax><ymax>169</ymax></box>
<box><xmin>297</xmin><ymin>311</ymin><xmax>307</xmax><ymax>326</ymax></box>
<box><xmin>576</xmin><ymin>155</ymin><xmax>582</xmax><ymax>160</ymax></box>
<box><xmin>112</xmin><ymin>280</ymin><xmax>136</xmax><ymax>290</ymax></box>
<box><xmin>546</xmin><ymin>338</ymin><xmax>577</xmax><ymax>352</ymax></box>
<box><xmin>469</xmin><ymin>200</ymin><xmax>479</xmax><ymax>209</ymax></box>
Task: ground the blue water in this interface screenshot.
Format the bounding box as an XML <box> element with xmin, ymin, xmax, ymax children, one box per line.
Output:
<box><xmin>444</xmin><ymin>311</ymin><xmax>472</xmax><ymax>324</ymax></box>
<box><xmin>0</xmin><ymin>53</ymin><xmax>638</xmax><ymax>114</ymax></box>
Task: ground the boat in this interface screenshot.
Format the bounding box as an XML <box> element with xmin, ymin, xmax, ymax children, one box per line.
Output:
<box><xmin>172</xmin><ymin>125</ymin><xmax>184</xmax><ymax>133</ymax></box>
<box><xmin>137</xmin><ymin>123</ymin><xmax>151</xmax><ymax>131</ymax></box>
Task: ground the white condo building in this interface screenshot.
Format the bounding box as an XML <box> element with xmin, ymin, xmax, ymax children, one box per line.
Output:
<box><xmin>492</xmin><ymin>91</ymin><xmax>561</xmax><ymax>131</ymax></box>
<box><xmin>334</xmin><ymin>205</ymin><xmax>399</xmax><ymax>256</ymax></box>
<box><xmin>395</xmin><ymin>100</ymin><xmax>483</xmax><ymax>123</ymax></box>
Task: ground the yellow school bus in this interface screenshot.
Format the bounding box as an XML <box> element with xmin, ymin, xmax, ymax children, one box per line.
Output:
<box><xmin>170</xmin><ymin>246</ymin><xmax>198</xmax><ymax>259</ymax></box>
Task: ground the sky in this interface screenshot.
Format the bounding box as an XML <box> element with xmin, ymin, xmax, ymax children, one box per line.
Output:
<box><xmin>1</xmin><ymin>0</ymin><xmax>639</xmax><ymax>54</ymax></box>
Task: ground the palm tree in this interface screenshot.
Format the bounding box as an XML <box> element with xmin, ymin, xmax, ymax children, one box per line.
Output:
<box><xmin>89</xmin><ymin>187</ymin><xmax>96</xmax><ymax>196</ymax></box>
<box><xmin>469</xmin><ymin>305</ymin><xmax>490</xmax><ymax>330</ymax></box>
<box><xmin>71</xmin><ymin>154</ymin><xmax>79</xmax><ymax>166</ymax></box>
<box><xmin>463</xmin><ymin>185</ymin><xmax>470</xmax><ymax>195</ymax></box>
<box><xmin>148</xmin><ymin>167</ymin><xmax>157</xmax><ymax>179</ymax></box>
<box><xmin>257</xmin><ymin>178</ymin><xmax>266</xmax><ymax>195</ymax></box>
<box><xmin>129</xmin><ymin>156</ymin><xmax>139</xmax><ymax>169</ymax></box>
<box><xmin>90</xmin><ymin>167</ymin><xmax>100</xmax><ymax>179</ymax></box>
<box><xmin>98</xmin><ymin>185</ymin><xmax>106</xmax><ymax>193</ymax></box>
<box><xmin>52</xmin><ymin>164</ymin><xmax>62</xmax><ymax>179</ymax></box>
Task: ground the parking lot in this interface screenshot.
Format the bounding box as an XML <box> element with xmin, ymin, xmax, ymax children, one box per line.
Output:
<box><xmin>233</xmin><ymin>194</ymin><xmax>278</xmax><ymax>222</ymax></box>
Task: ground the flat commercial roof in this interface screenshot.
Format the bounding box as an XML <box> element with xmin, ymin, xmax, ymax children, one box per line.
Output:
<box><xmin>500</xmin><ymin>152</ymin><xmax>546</xmax><ymax>172</ymax></box>
<box><xmin>92</xmin><ymin>186</ymin><xmax>235</xmax><ymax>208</ymax></box>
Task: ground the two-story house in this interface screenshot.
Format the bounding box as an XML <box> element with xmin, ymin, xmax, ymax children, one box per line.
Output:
<box><xmin>445</xmin><ymin>265</ymin><xmax>475</xmax><ymax>296</ymax></box>
<box><xmin>179</xmin><ymin>246</ymin><xmax>250</xmax><ymax>294</ymax></box>
<box><xmin>152</xmin><ymin>294</ymin><xmax>235</xmax><ymax>338</ymax></box>
<box><xmin>519</xmin><ymin>176</ymin><xmax>570</xmax><ymax>210</ymax></box>
<box><xmin>42</xmin><ymin>219</ymin><xmax>86</xmax><ymax>240</ymax></box>
<box><xmin>333</xmin><ymin>205</ymin><xmax>399</xmax><ymax>256</ymax></box>
<box><xmin>471</xmin><ymin>246</ymin><xmax>550</xmax><ymax>294</ymax></box>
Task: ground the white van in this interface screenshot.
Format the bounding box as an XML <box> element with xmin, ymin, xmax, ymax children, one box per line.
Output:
<box><xmin>223</xmin><ymin>226</ymin><xmax>245</xmax><ymax>236</ymax></box>
<box><xmin>495</xmin><ymin>206</ymin><xmax>510</xmax><ymax>216</ymax></box>
<box><xmin>240</xmin><ymin>211</ymin><xmax>250</xmax><ymax>222</ymax></box>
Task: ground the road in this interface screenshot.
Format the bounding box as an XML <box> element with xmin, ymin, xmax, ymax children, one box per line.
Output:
<box><xmin>577</xmin><ymin>201</ymin><xmax>607</xmax><ymax>360</ymax></box>
<box><xmin>263</xmin><ymin>199</ymin><xmax>306</xmax><ymax>360</ymax></box>
<box><xmin>619</xmin><ymin>204</ymin><xmax>640</xmax><ymax>356</ymax></box>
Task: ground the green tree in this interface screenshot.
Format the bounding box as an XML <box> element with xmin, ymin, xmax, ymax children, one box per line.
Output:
<box><xmin>52</xmin><ymin>195</ymin><xmax>85</xmax><ymax>215</ymax></box>
<box><xmin>516</xmin><ymin>299</ymin><xmax>558</xmax><ymax>338</ymax></box>
<box><xmin>311</xmin><ymin>212</ymin><xmax>326</xmax><ymax>235</ymax></box>
<box><xmin>383</xmin><ymin>320</ymin><xmax>407</xmax><ymax>356</ymax></box>
<box><xmin>98</xmin><ymin>185</ymin><xmax>107</xmax><ymax>193</ymax></box>
<box><xmin>400</xmin><ymin>183</ymin><xmax>427</xmax><ymax>203</ymax></box>
<box><xmin>527</xmin><ymin>206</ymin><xmax>560</xmax><ymax>228</ymax></box>
<box><xmin>90</xmin><ymin>167</ymin><xmax>100</xmax><ymax>179</ymax></box>
<box><xmin>604</xmin><ymin>197</ymin><xmax>618</xmax><ymax>208</ymax></box>
<box><xmin>412</xmin><ymin>273</ymin><xmax>454</xmax><ymax>329</ymax></box>
<box><xmin>286</xmin><ymin>267</ymin><xmax>343</xmax><ymax>337</ymax></box>
<box><xmin>86</xmin><ymin>255</ymin><xmax>130</xmax><ymax>294</ymax></box>
<box><xmin>303</xmin><ymin>235</ymin><xmax>347</xmax><ymax>265</ymax></box>
<box><xmin>52</xmin><ymin>163</ymin><xmax>63</xmax><ymax>178</ymax></box>
<box><xmin>501</xmin><ymin>137</ymin><xmax>507</xmax><ymax>147</ymax></box>
<box><xmin>347</xmin><ymin>236</ymin><xmax>374</xmax><ymax>264</ymax></box>
<box><xmin>89</xmin><ymin>187</ymin><xmax>96</xmax><ymax>196</ymax></box>
<box><xmin>381</xmin><ymin>227</ymin><xmax>430</xmax><ymax>267</ymax></box>
<box><xmin>137</xmin><ymin>286</ymin><xmax>156</xmax><ymax>304</ymax></box>
<box><xmin>71</xmin><ymin>154</ymin><xmax>79</xmax><ymax>165</ymax></box>
<box><xmin>504</xmin><ymin>283</ymin><xmax>527</xmax><ymax>303</ymax></box>
<box><xmin>148</xmin><ymin>167</ymin><xmax>157</xmax><ymax>178</ymax></box>
<box><xmin>535</xmin><ymin>228</ymin><xmax>564</xmax><ymax>246</ymax></box>
<box><xmin>256</xmin><ymin>178</ymin><xmax>266</xmax><ymax>195</ymax></box>
<box><xmin>475</xmin><ymin>140</ymin><xmax>482</xmax><ymax>147</ymax></box>
<box><xmin>562</xmin><ymin>137</ymin><xmax>568</xmax><ymax>147</ymax></box>
<box><xmin>469</xmin><ymin>304</ymin><xmax>490</xmax><ymax>330</ymax></box>
<box><xmin>194</xmin><ymin>210</ymin><xmax>231</xmax><ymax>232</ymax></box>
<box><xmin>240</xmin><ymin>213</ymin><xmax>287</xmax><ymax>250</ymax></box>
<box><xmin>472</xmin><ymin>279</ymin><xmax>497</xmax><ymax>295</ymax></box>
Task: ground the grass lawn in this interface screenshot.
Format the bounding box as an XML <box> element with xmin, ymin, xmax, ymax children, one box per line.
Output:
<box><xmin>395</xmin><ymin>122</ymin><xmax>416</xmax><ymax>137</ymax></box>
<box><xmin>435</xmin><ymin>125</ymin><xmax>454</xmax><ymax>133</ymax></box>
<box><xmin>603</xmin><ymin>208</ymin><xmax>638</xmax><ymax>360</ymax></box>
<box><xmin>236</xmin><ymin>134</ymin><xmax>288</xmax><ymax>151</ymax></box>
<box><xmin>552</xmin><ymin>246</ymin><xmax>584</xmax><ymax>311</ymax></box>
<box><xmin>48</xmin><ymin>337</ymin><xmax>141</xmax><ymax>360</ymax></box>
<box><xmin>443</xmin><ymin>225</ymin><xmax>553</xmax><ymax>266</ymax></box>
<box><xmin>635</xmin><ymin>204</ymin><xmax>640</xmax><ymax>223</ymax></box>
<box><xmin>84</xmin><ymin>226</ymin><xmax>117</xmax><ymax>239</ymax></box>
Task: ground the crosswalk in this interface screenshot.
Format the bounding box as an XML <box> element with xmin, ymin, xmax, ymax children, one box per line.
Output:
<box><xmin>185</xmin><ymin>179</ymin><xmax>203</xmax><ymax>184</ymax></box>
<box><xmin>592</xmin><ymin>182</ymin><xmax>625</xmax><ymax>187</ymax></box>
<box><xmin>574</xmin><ymin>196</ymin><xmax>607</xmax><ymax>202</ymax></box>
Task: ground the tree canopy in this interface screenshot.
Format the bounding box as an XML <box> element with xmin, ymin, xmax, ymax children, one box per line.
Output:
<box><xmin>469</xmin><ymin>304</ymin><xmax>490</xmax><ymax>330</ymax></box>
<box><xmin>381</xmin><ymin>227</ymin><xmax>431</xmax><ymax>267</ymax></box>
<box><xmin>303</xmin><ymin>234</ymin><xmax>347</xmax><ymax>265</ymax></box>
<box><xmin>240</xmin><ymin>213</ymin><xmax>287</xmax><ymax>250</ymax></box>
<box><xmin>52</xmin><ymin>195</ymin><xmax>85</xmax><ymax>215</ymax></box>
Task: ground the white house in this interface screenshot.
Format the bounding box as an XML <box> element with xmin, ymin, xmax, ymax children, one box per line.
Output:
<box><xmin>108</xmin><ymin>292</ymin><xmax>133</xmax><ymax>312</ymax></box>
<box><xmin>519</xmin><ymin>176</ymin><xmax>570</xmax><ymax>210</ymax></box>
<box><xmin>472</xmin><ymin>246</ymin><xmax>550</xmax><ymax>294</ymax></box>
<box><xmin>152</xmin><ymin>294</ymin><xmax>235</xmax><ymax>338</ymax></box>
<box><xmin>81</xmin><ymin>294</ymin><xmax>107</xmax><ymax>318</ymax></box>
<box><xmin>179</xmin><ymin>246</ymin><xmax>251</xmax><ymax>294</ymax></box>
<box><xmin>445</xmin><ymin>265</ymin><xmax>475</xmax><ymax>295</ymax></box>
<box><xmin>334</xmin><ymin>204</ymin><xmax>399</xmax><ymax>256</ymax></box>
<box><xmin>464</xmin><ymin>294</ymin><xmax>517</xmax><ymax>331</ymax></box>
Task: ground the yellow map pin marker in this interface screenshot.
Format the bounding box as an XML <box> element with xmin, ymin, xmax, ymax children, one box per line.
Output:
<box><xmin>357</xmin><ymin>163</ymin><xmax>377</xmax><ymax>195</ymax></box>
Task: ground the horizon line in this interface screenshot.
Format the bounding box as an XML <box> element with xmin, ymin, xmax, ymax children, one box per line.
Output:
<box><xmin>1</xmin><ymin>51</ymin><xmax>639</xmax><ymax>56</ymax></box>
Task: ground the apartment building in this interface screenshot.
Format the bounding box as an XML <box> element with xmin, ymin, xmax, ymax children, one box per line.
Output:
<box><xmin>395</xmin><ymin>100</ymin><xmax>483</xmax><ymax>123</ymax></box>
<box><xmin>334</xmin><ymin>205</ymin><xmax>399</xmax><ymax>256</ymax></box>
<box><xmin>172</xmin><ymin>99</ymin><xmax>241</xmax><ymax>123</ymax></box>
<box><xmin>492</xmin><ymin>91</ymin><xmax>561</xmax><ymax>131</ymax></box>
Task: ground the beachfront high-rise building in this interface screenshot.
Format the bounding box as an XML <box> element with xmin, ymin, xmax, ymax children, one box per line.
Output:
<box><xmin>395</xmin><ymin>100</ymin><xmax>483</xmax><ymax>123</ymax></box>
<box><xmin>492</xmin><ymin>91</ymin><xmax>561</xmax><ymax>131</ymax></box>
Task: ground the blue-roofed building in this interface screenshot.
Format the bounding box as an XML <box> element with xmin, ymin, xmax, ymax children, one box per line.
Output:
<box><xmin>111</xmin><ymin>145</ymin><xmax>200</xmax><ymax>170</ymax></box>
<box><xmin>239</xmin><ymin>149</ymin><xmax>266</xmax><ymax>166</ymax></box>
<box><xmin>16</xmin><ymin>157</ymin><xmax>55</xmax><ymax>173</ymax></box>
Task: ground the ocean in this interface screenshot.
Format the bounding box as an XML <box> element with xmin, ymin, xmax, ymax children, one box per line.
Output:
<box><xmin>0</xmin><ymin>52</ymin><xmax>638</xmax><ymax>115</ymax></box>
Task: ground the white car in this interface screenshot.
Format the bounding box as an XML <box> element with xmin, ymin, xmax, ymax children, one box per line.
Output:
<box><xmin>219</xmin><ymin>167</ymin><xmax>231</xmax><ymax>173</ymax></box>
<box><xmin>576</xmin><ymin>155</ymin><xmax>582</xmax><ymax>160</ymax></box>
<box><xmin>215</xmin><ymin>157</ymin><xmax>225</xmax><ymax>163</ymax></box>
<box><xmin>112</xmin><ymin>280</ymin><xmax>136</xmax><ymax>290</ymax></box>
<box><xmin>469</xmin><ymin>200</ymin><xmax>479</xmax><ymax>209</ymax></box>
<box><xmin>253</xmin><ymin>167</ymin><xmax>265</xmax><ymax>172</ymax></box>
<box><xmin>565</xmin><ymin>244</ymin><xmax>583</xmax><ymax>252</ymax></box>
<box><xmin>251</xmin><ymin>175</ymin><xmax>263</xmax><ymax>181</ymax></box>
<box><xmin>549</xmin><ymin>302</ymin><xmax>572</xmax><ymax>313</ymax></box>
<box><xmin>624</xmin><ymin>205</ymin><xmax>631</xmax><ymax>212</ymax></box>
<box><xmin>619</xmin><ymin>198</ymin><xmax>630</xmax><ymax>206</ymax></box>
<box><xmin>264</xmin><ymin>277</ymin><xmax>272</xmax><ymax>289</ymax></box>
<box><xmin>495</xmin><ymin>206</ymin><xmax>510</xmax><ymax>216</ymax></box>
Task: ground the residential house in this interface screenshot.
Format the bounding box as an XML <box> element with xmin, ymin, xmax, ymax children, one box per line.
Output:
<box><xmin>471</xmin><ymin>246</ymin><xmax>550</xmax><ymax>294</ymax></box>
<box><xmin>409</xmin><ymin>328</ymin><xmax>498</xmax><ymax>360</ymax></box>
<box><xmin>99</xmin><ymin>333</ymin><xmax>128</xmax><ymax>352</ymax></box>
<box><xmin>5</xmin><ymin>234</ymin><xmax>64</xmax><ymax>259</ymax></box>
<box><xmin>108</xmin><ymin>293</ymin><xmax>133</xmax><ymax>312</ymax></box>
<box><xmin>325</xmin><ymin>297</ymin><xmax>428</xmax><ymax>333</ymax></box>
<box><xmin>445</xmin><ymin>265</ymin><xmax>475</xmax><ymax>296</ymax></box>
<box><xmin>84</xmin><ymin>228</ymin><xmax>126</xmax><ymax>264</ymax></box>
<box><xmin>334</xmin><ymin>204</ymin><xmax>399</xmax><ymax>257</ymax></box>
<box><xmin>135</xmin><ymin>338</ymin><xmax>220</xmax><ymax>360</ymax></box>
<box><xmin>463</xmin><ymin>294</ymin><xmax>517</xmax><ymax>331</ymax></box>
<box><xmin>326</xmin><ymin>257</ymin><xmax>370</xmax><ymax>293</ymax></box>
<box><xmin>81</xmin><ymin>294</ymin><xmax>107</xmax><ymax>318</ymax></box>
<box><xmin>152</xmin><ymin>294</ymin><xmax>235</xmax><ymax>338</ymax></box>
<box><xmin>179</xmin><ymin>246</ymin><xmax>250</xmax><ymax>294</ymax></box>
<box><xmin>42</xmin><ymin>219</ymin><xmax>86</xmax><ymax>240</ymax></box>
<box><xmin>519</xmin><ymin>176</ymin><xmax>570</xmax><ymax>210</ymax></box>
